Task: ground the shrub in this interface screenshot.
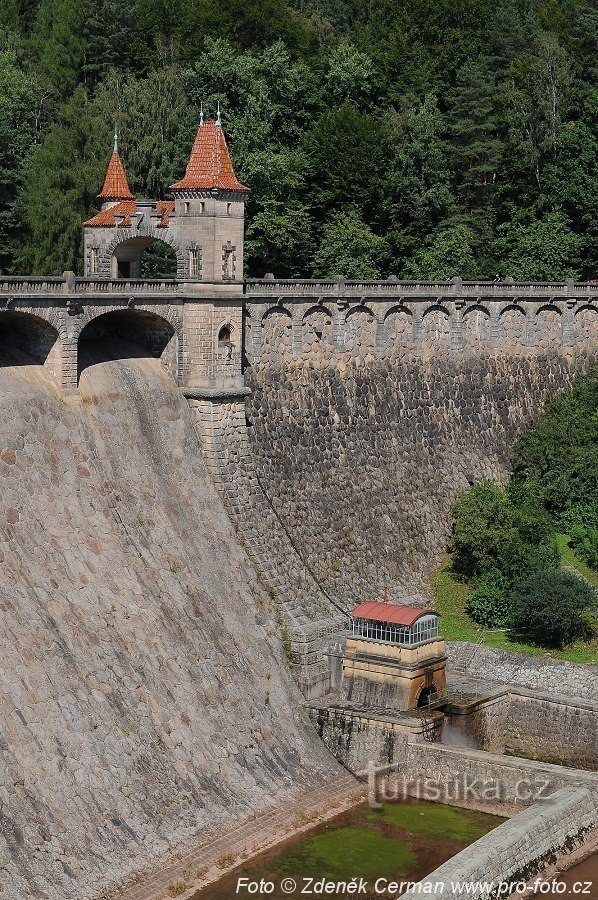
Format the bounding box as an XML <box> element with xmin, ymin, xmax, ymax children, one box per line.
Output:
<box><xmin>568</xmin><ymin>525</ymin><xmax>598</xmax><ymax>570</ymax></box>
<box><xmin>508</xmin><ymin>571</ymin><xmax>598</xmax><ymax>648</ymax></box>
<box><xmin>449</xmin><ymin>480</ymin><xmax>556</xmax><ymax>581</ymax></box>
<box><xmin>466</xmin><ymin>570</ymin><xmax>510</xmax><ymax>627</ymax></box>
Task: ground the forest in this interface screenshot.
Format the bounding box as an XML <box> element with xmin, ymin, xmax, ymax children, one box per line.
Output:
<box><xmin>0</xmin><ymin>0</ymin><xmax>597</xmax><ymax>280</ymax></box>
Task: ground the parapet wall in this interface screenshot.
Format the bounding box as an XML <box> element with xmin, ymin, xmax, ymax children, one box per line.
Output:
<box><xmin>447</xmin><ymin>643</ymin><xmax>598</xmax><ymax>702</ymax></box>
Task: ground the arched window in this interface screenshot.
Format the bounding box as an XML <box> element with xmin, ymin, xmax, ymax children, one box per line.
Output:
<box><xmin>218</xmin><ymin>325</ymin><xmax>232</xmax><ymax>344</ymax></box>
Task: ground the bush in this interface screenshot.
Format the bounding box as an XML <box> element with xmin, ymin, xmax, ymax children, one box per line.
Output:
<box><xmin>568</xmin><ymin>525</ymin><xmax>598</xmax><ymax>570</ymax></box>
<box><xmin>508</xmin><ymin>571</ymin><xmax>598</xmax><ymax>648</ymax></box>
<box><xmin>466</xmin><ymin>570</ymin><xmax>510</xmax><ymax>627</ymax></box>
<box><xmin>449</xmin><ymin>479</ymin><xmax>556</xmax><ymax>581</ymax></box>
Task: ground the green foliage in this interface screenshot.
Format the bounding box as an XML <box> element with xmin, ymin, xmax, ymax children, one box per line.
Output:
<box><xmin>0</xmin><ymin>49</ymin><xmax>41</xmax><ymax>273</ymax></box>
<box><xmin>448</xmin><ymin>374</ymin><xmax>598</xmax><ymax>650</ymax></box>
<box><xmin>494</xmin><ymin>211</ymin><xmax>583</xmax><ymax>281</ymax></box>
<box><xmin>510</xmin><ymin>373</ymin><xmax>598</xmax><ymax>526</ymax></box>
<box><xmin>3</xmin><ymin>0</ymin><xmax>598</xmax><ymax>277</ymax></box>
<box><xmin>311</xmin><ymin>209</ymin><xmax>385</xmax><ymax>278</ymax></box>
<box><xmin>508</xmin><ymin>571</ymin><xmax>597</xmax><ymax>648</ymax></box>
<box><xmin>404</xmin><ymin>223</ymin><xmax>478</xmax><ymax>280</ymax></box>
<box><xmin>449</xmin><ymin>479</ymin><xmax>558</xmax><ymax>583</ymax></box>
<box><xmin>466</xmin><ymin>569</ymin><xmax>510</xmax><ymax>627</ymax></box>
<box><xmin>568</xmin><ymin>526</ymin><xmax>598</xmax><ymax>571</ymax></box>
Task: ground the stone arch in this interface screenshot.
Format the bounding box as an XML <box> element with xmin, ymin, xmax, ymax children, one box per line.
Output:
<box><xmin>104</xmin><ymin>231</ymin><xmax>186</xmax><ymax>280</ymax></box>
<box><xmin>343</xmin><ymin>305</ymin><xmax>376</xmax><ymax>355</ymax></box>
<box><xmin>77</xmin><ymin>307</ymin><xmax>180</xmax><ymax>383</ymax></box>
<box><xmin>531</xmin><ymin>303</ymin><xmax>563</xmax><ymax>352</ymax></box>
<box><xmin>216</xmin><ymin>318</ymin><xmax>237</xmax><ymax>366</ymax></box>
<box><xmin>462</xmin><ymin>304</ymin><xmax>492</xmax><ymax>353</ymax></box>
<box><xmin>382</xmin><ymin>305</ymin><xmax>413</xmax><ymax>355</ymax></box>
<box><xmin>421</xmin><ymin>305</ymin><xmax>451</xmax><ymax>356</ymax></box>
<box><xmin>572</xmin><ymin>305</ymin><xmax>598</xmax><ymax>352</ymax></box>
<box><xmin>261</xmin><ymin>306</ymin><xmax>293</xmax><ymax>357</ymax></box>
<box><xmin>301</xmin><ymin>305</ymin><xmax>334</xmax><ymax>354</ymax></box>
<box><xmin>0</xmin><ymin>309</ymin><xmax>62</xmax><ymax>379</ymax></box>
<box><xmin>497</xmin><ymin>304</ymin><xmax>527</xmax><ymax>352</ymax></box>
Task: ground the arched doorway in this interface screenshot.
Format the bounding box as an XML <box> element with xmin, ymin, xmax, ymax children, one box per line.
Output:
<box><xmin>111</xmin><ymin>237</ymin><xmax>179</xmax><ymax>280</ymax></box>
<box><xmin>77</xmin><ymin>309</ymin><xmax>178</xmax><ymax>383</ymax></box>
<box><xmin>0</xmin><ymin>311</ymin><xmax>60</xmax><ymax>375</ymax></box>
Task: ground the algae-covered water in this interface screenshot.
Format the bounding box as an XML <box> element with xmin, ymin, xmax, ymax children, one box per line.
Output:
<box><xmin>192</xmin><ymin>798</ymin><xmax>504</xmax><ymax>899</ymax></box>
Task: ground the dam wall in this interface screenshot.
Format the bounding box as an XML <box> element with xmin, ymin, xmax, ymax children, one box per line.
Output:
<box><xmin>243</xmin><ymin>286</ymin><xmax>597</xmax><ymax>601</ymax></box>
<box><xmin>0</xmin><ymin>349</ymin><xmax>339</xmax><ymax>900</ymax></box>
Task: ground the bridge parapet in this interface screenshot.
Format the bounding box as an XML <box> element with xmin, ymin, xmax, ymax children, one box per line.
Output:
<box><xmin>245</xmin><ymin>278</ymin><xmax>598</xmax><ymax>301</ymax></box>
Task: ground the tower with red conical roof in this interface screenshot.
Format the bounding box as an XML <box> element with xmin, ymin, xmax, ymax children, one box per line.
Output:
<box><xmin>169</xmin><ymin>110</ymin><xmax>249</xmax><ymax>283</ymax></box>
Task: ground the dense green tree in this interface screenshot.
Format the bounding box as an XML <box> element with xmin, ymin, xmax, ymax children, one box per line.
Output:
<box><xmin>542</xmin><ymin>96</ymin><xmax>598</xmax><ymax>279</ymax></box>
<box><xmin>32</xmin><ymin>0</ymin><xmax>85</xmax><ymax>97</ymax></box>
<box><xmin>509</xmin><ymin>571</ymin><xmax>596</xmax><ymax>648</ymax></box>
<box><xmin>509</xmin><ymin>373</ymin><xmax>598</xmax><ymax>525</ymax></box>
<box><xmin>325</xmin><ymin>43</ymin><xmax>375</xmax><ymax>105</ymax></box>
<box><xmin>311</xmin><ymin>208</ymin><xmax>385</xmax><ymax>278</ymax></box>
<box><xmin>81</xmin><ymin>0</ymin><xmax>135</xmax><ymax>86</ymax></box>
<box><xmin>447</xmin><ymin>57</ymin><xmax>504</xmax><ymax>212</ymax></box>
<box><xmin>404</xmin><ymin>223</ymin><xmax>479</xmax><ymax>280</ymax></box>
<box><xmin>385</xmin><ymin>96</ymin><xmax>455</xmax><ymax>265</ymax></box>
<box><xmin>303</xmin><ymin>102</ymin><xmax>389</xmax><ymax>219</ymax></box>
<box><xmin>494</xmin><ymin>210</ymin><xmax>583</xmax><ymax>280</ymax></box>
<box><xmin>449</xmin><ymin>479</ymin><xmax>558</xmax><ymax>582</ymax></box>
<box><xmin>0</xmin><ymin>51</ymin><xmax>41</xmax><ymax>274</ymax></box>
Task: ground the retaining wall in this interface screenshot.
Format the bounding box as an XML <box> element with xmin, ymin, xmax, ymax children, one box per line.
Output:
<box><xmin>448</xmin><ymin>643</ymin><xmax>598</xmax><ymax>702</ymax></box>
<box><xmin>400</xmin><ymin>786</ymin><xmax>597</xmax><ymax>900</ymax></box>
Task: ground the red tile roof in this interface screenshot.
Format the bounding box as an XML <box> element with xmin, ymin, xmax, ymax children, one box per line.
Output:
<box><xmin>156</xmin><ymin>200</ymin><xmax>175</xmax><ymax>227</ymax></box>
<box><xmin>170</xmin><ymin>119</ymin><xmax>249</xmax><ymax>193</ymax></box>
<box><xmin>83</xmin><ymin>200</ymin><xmax>137</xmax><ymax>228</ymax></box>
<box><xmin>98</xmin><ymin>150</ymin><xmax>134</xmax><ymax>201</ymax></box>
<box><xmin>350</xmin><ymin>601</ymin><xmax>439</xmax><ymax>626</ymax></box>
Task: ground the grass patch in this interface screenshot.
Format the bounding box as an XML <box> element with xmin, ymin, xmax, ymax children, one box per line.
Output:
<box><xmin>432</xmin><ymin>558</ymin><xmax>597</xmax><ymax>665</ymax></box>
<box><xmin>272</xmin><ymin>826</ymin><xmax>413</xmax><ymax>880</ymax></box>
<box><xmin>367</xmin><ymin>801</ymin><xmax>504</xmax><ymax>842</ymax></box>
<box><xmin>556</xmin><ymin>534</ymin><xmax>598</xmax><ymax>589</ymax></box>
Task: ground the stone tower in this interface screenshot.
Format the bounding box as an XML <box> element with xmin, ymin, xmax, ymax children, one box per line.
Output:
<box><xmin>83</xmin><ymin>118</ymin><xmax>249</xmax><ymax>283</ymax></box>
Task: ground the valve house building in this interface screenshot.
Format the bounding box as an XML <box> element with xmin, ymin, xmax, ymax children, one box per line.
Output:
<box><xmin>342</xmin><ymin>601</ymin><xmax>447</xmax><ymax>711</ymax></box>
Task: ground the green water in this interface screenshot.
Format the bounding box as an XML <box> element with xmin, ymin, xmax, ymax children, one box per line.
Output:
<box><xmin>192</xmin><ymin>798</ymin><xmax>504</xmax><ymax>899</ymax></box>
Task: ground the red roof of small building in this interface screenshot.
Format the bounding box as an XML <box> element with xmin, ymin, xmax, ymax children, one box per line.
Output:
<box><xmin>350</xmin><ymin>601</ymin><xmax>440</xmax><ymax>626</ymax></box>
<box><xmin>170</xmin><ymin>119</ymin><xmax>249</xmax><ymax>193</ymax></box>
<box><xmin>83</xmin><ymin>200</ymin><xmax>137</xmax><ymax>228</ymax></box>
<box><xmin>98</xmin><ymin>150</ymin><xmax>134</xmax><ymax>201</ymax></box>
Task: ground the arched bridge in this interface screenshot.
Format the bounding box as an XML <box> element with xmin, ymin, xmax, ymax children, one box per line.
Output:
<box><xmin>0</xmin><ymin>274</ymin><xmax>596</xmax><ymax>394</ymax></box>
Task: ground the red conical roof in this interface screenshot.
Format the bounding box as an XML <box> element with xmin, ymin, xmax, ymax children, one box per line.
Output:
<box><xmin>170</xmin><ymin>119</ymin><xmax>249</xmax><ymax>193</ymax></box>
<box><xmin>98</xmin><ymin>149</ymin><xmax>134</xmax><ymax>201</ymax></box>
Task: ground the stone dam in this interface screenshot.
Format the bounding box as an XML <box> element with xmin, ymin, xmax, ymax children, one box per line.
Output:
<box><xmin>0</xmin><ymin>275</ymin><xmax>596</xmax><ymax>898</ymax></box>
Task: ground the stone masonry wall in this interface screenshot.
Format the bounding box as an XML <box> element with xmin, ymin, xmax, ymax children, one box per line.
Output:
<box><xmin>187</xmin><ymin>395</ymin><xmax>345</xmax><ymax>698</ymax></box>
<box><xmin>401</xmin><ymin>786</ymin><xmax>597</xmax><ymax>900</ymax></box>
<box><xmin>245</xmin><ymin>342</ymin><xmax>596</xmax><ymax>602</ymax></box>
<box><xmin>463</xmin><ymin>692</ymin><xmax>598</xmax><ymax>770</ymax></box>
<box><xmin>0</xmin><ymin>350</ymin><xmax>340</xmax><ymax>900</ymax></box>
<box><xmin>447</xmin><ymin>643</ymin><xmax>598</xmax><ymax>701</ymax></box>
